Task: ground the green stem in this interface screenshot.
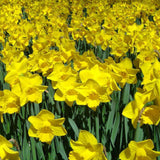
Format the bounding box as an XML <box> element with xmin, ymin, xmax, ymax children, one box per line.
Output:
<box><xmin>95</xmin><ymin>111</ymin><xmax>99</xmax><ymax>142</ymax></box>
<box><xmin>134</xmin><ymin>122</ymin><xmax>141</xmax><ymax>142</ymax></box>
<box><xmin>31</xmin><ymin>138</ymin><xmax>36</xmax><ymax>160</ymax></box>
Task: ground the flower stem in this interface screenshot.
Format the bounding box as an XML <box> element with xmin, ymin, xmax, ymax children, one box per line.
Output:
<box><xmin>134</xmin><ymin>122</ymin><xmax>141</xmax><ymax>142</ymax></box>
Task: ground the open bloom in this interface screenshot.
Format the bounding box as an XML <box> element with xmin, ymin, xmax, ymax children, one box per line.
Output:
<box><xmin>0</xmin><ymin>90</ymin><xmax>20</xmax><ymax>123</ymax></box>
<box><xmin>54</xmin><ymin>76</ymin><xmax>80</xmax><ymax>107</ymax></box>
<box><xmin>76</xmin><ymin>79</ymin><xmax>111</xmax><ymax>111</ymax></box>
<box><xmin>122</xmin><ymin>90</ymin><xmax>155</xmax><ymax>128</ymax></box>
<box><xmin>0</xmin><ymin>135</ymin><xmax>20</xmax><ymax>160</ymax></box>
<box><xmin>10</xmin><ymin>73</ymin><xmax>48</xmax><ymax>106</ymax></box>
<box><xmin>69</xmin><ymin>130</ymin><xmax>107</xmax><ymax>160</ymax></box>
<box><xmin>119</xmin><ymin>139</ymin><xmax>160</xmax><ymax>160</ymax></box>
<box><xmin>111</xmin><ymin>58</ymin><xmax>139</xmax><ymax>88</ymax></box>
<box><xmin>28</xmin><ymin>109</ymin><xmax>67</xmax><ymax>144</ymax></box>
<box><xmin>79</xmin><ymin>64</ymin><xmax>120</xmax><ymax>94</ymax></box>
<box><xmin>47</xmin><ymin>63</ymin><xmax>77</xmax><ymax>90</ymax></box>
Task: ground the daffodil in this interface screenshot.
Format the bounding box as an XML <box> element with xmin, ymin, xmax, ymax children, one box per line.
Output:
<box><xmin>47</xmin><ymin>63</ymin><xmax>77</xmax><ymax>89</ymax></box>
<box><xmin>79</xmin><ymin>64</ymin><xmax>117</xmax><ymax>88</ymax></box>
<box><xmin>119</xmin><ymin>139</ymin><xmax>160</xmax><ymax>160</ymax></box>
<box><xmin>5</xmin><ymin>57</ymin><xmax>29</xmax><ymax>86</ymax></box>
<box><xmin>76</xmin><ymin>79</ymin><xmax>111</xmax><ymax>111</ymax></box>
<box><xmin>28</xmin><ymin>109</ymin><xmax>67</xmax><ymax>144</ymax></box>
<box><xmin>79</xmin><ymin>64</ymin><xmax>120</xmax><ymax>95</ymax></box>
<box><xmin>54</xmin><ymin>76</ymin><xmax>80</xmax><ymax>107</ymax></box>
<box><xmin>141</xmin><ymin>105</ymin><xmax>160</xmax><ymax>125</ymax></box>
<box><xmin>0</xmin><ymin>135</ymin><xmax>20</xmax><ymax>160</ymax></box>
<box><xmin>122</xmin><ymin>90</ymin><xmax>154</xmax><ymax>128</ymax></box>
<box><xmin>10</xmin><ymin>73</ymin><xmax>48</xmax><ymax>106</ymax></box>
<box><xmin>111</xmin><ymin>58</ymin><xmax>139</xmax><ymax>88</ymax></box>
<box><xmin>69</xmin><ymin>130</ymin><xmax>107</xmax><ymax>160</ymax></box>
<box><xmin>0</xmin><ymin>90</ymin><xmax>20</xmax><ymax>123</ymax></box>
<box><xmin>72</xmin><ymin>52</ymin><xmax>93</xmax><ymax>71</ymax></box>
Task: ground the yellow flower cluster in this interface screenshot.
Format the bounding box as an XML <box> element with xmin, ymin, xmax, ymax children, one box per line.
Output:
<box><xmin>0</xmin><ymin>0</ymin><xmax>160</xmax><ymax>159</ymax></box>
<box><xmin>0</xmin><ymin>0</ymin><xmax>143</xmax><ymax>113</ymax></box>
<box><xmin>122</xmin><ymin>49</ymin><xmax>160</xmax><ymax>128</ymax></box>
<box><xmin>47</xmin><ymin>54</ymin><xmax>139</xmax><ymax>110</ymax></box>
<box><xmin>1</xmin><ymin>0</ymin><xmax>160</xmax><ymax>112</ymax></box>
<box><xmin>69</xmin><ymin>0</ymin><xmax>160</xmax><ymax>57</ymax></box>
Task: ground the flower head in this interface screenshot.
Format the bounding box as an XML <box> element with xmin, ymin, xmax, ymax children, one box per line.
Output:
<box><xmin>76</xmin><ymin>79</ymin><xmax>111</xmax><ymax>111</ymax></box>
<box><xmin>119</xmin><ymin>139</ymin><xmax>160</xmax><ymax>160</ymax></box>
<box><xmin>28</xmin><ymin>109</ymin><xmax>67</xmax><ymax>144</ymax></box>
<box><xmin>69</xmin><ymin>130</ymin><xmax>107</xmax><ymax>160</ymax></box>
<box><xmin>0</xmin><ymin>90</ymin><xmax>20</xmax><ymax>123</ymax></box>
<box><xmin>0</xmin><ymin>135</ymin><xmax>20</xmax><ymax>160</ymax></box>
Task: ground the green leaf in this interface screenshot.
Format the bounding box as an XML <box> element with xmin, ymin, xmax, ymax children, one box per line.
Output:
<box><xmin>31</xmin><ymin>138</ymin><xmax>37</xmax><ymax>160</ymax></box>
<box><xmin>59</xmin><ymin>139</ymin><xmax>68</xmax><ymax>160</ymax></box>
<box><xmin>68</xmin><ymin>118</ymin><xmax>79</xmax><ymax>138</ymax></box>
<box><xmin>34</xmin><ymin>103</ymin><xmax>40</xmax><ymax>115</ymax></box>
<box><xmin>55</xmin><ymin>137</ymin><xmax>68</xmax><ymax>160</ymax></box>
<box><xmin>105</xmin><ymin>95</ymin><xmax>116</xmax><ymax>132</ymax></box>
<box><xmin>95</xmin><ymin>111</ymin><xmax>99</xmax><ymax>142</ymax></box>
<box><xmin>36</xmin><ymin>142</ymin><xmax>45</xmax><ymax>160</ymax></box>
<box><xmin>50</xmin><ymin>140</ymin><xmax>57</xmax><ymax>160</ymax></box>
<box><xmin>124</xmin><ymin>117</ymin><xmax>129</xmax><ymax>144</ymax></box>
<box><xmin>122</xmin><ymin>83</ymin><xmax>130</xmax><ymax>104</ymax></box>
<box><xmin>111</xmin><ymin>112</ymin><xmax>120</xmax><ymax>146</ymax></box>
<box><xmin>22</xmin><ymin>128</ymin><xmax>30</xmax><ymax>160</ymax></box>
<box><xmin>134</xmin><ymin>122</ymin><xmax>144</xmax><ymax>142</ymax></box>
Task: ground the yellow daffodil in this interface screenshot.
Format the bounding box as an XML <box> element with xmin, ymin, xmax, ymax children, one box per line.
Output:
<box><xmin>9</xmin><ymin>73</ymin><xmax>48</xmax><ymax>106</ymax></box>
<box><xmin>80</xmin><ymin>64</ymin><xmax>109</xmax><ymax>87</ymax></box>
<box><xmin>0</xmin><ymin>135</ymin><xmax>20</xmax><ymax>160</ymax></box>
<box><xmin>76</xmin><ymin>79</ymin><xmax>111</xmax><ymax>111</ymax></box>
<box><xmin>28</xmin><ymin>49</ymin><xmax>63</xmax><ymax>76</ymax></box>
<box><xmin>151</xmin><ymin>59</ymin><xmax>160</xmax><ymax>79</ymax></box>
<box><xmin>111</xmin><ymin>58</ymin><xmax>139</xmax><ymax>88</ymax></box>
<box><xmin>0</xmin><ymin>90</ymin><xmax>20</xmax><ymax>123</ymax></box>
<box><xmin>79</xmin><ymin>64</ymin><xmax>120</xmax><ymax>95</ymax></box>
<box><xmin>0</xmin><ymin>44</ymin><xmax>25</xmax><ymax>66</ymax></box>
<box><xmin>141</xmin><ymin>105</ymin><xmax>160</xmax><ymax>125</ymax></box>
<box><xmin>28</xmin><ymin>109</ymin><xmax>67</xmax><ymax>144</ymax></box>
<box><xmin>72</xmin><ymin>53</ymin><xmax>94</xmax><ymax>71</ymax></box>
<box><xmin>69</xmin><ymin>130</ymin><xmax>107</xmax><ymax>160</ymax></box>
<box><xmin>136</xmin><ymin>50</ymin><xmax>157</xmax><ymax>70</ymax></box>
<box><xmin>5</xmin><ymin>57</ymin><xmax>29</xmax><ymax>86</ymax></box>
<box><xmin>54</xmin><ymin>76</ymin><xmax>80</xmax><ymax>107</ymax></box>
<box><xmin>119</xmin><ymin>139</ymin><xmax>160</xmax><ymax>160</ymax></box>
<box><xmin>122</xmin><ymin>90</ymin><xmax>154</xmax><ymax>128</ymax></box>
<box><xmin>47</xmin><ymin>63</ymin><xmax>77</xmax><ymax>89</ymax></box>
